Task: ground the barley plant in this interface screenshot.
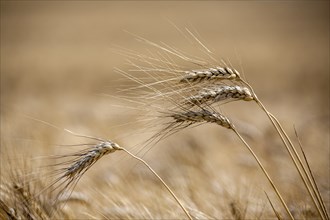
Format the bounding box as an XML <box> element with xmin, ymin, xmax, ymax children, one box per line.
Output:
<box><xmin>1</xmin><ymin>2</ymin><xmax>329</xmax><ymax>219</ymax></box>
<box><xmin>112</xmin><ymin>29</ymin><xmax>329</xmax><ymax>219</ymax></box>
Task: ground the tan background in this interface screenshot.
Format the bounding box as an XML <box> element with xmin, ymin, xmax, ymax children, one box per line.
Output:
<box><xmin>1</xmin><ymin>1</ymin><xmax>329</xmax><ymax>219</ymax></box>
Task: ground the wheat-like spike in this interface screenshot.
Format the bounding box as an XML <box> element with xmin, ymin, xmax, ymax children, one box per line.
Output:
<box><xmin>171</xmin><ymin>109</ymin><xmax>232</xmax><ymax>129</ymax></box>
<box><xmin>41</xmin><ymin>140</ymin><xmax>123</xmax><ymax>205</ymax></box>
<box><xmin>47</xmin><ymin>138</ymin><xmax>192</xmax><ymax>219</ymax></box>
<box><xmin>179</xmin><ymin>66</ymin><xmax>240</xmax><ymax>83</ymax></box>
<box><xmin>60</xmin><ymin>141</ymin><xmax>121</xmax><ymax>181</ymax></box>
<box><xmin>185</xmin><ymin>85</ymin><xmax>253</xmax><ymax>106</ymax></box>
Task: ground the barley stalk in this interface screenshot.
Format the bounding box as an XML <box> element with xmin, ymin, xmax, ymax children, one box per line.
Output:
<box><xmin>120</xmin><ymin>148</ymin><xmax>193</xmax><ymax>220</ymax></box>
<box><xmin>232</xmin><ymin>128</ymin><xmax>294</xmax><ymax>220</ymax></box>
<box><xmin>165</xmin><ymin>108</ymin><xmax>293</xmax><ymax>220</ymax></box>
<box><xmin>267</xmin><ymin>111</ymin><xmax>328</xmax><ymax>220</ymax></box>
<box><xmin>238</xmin><ymin>78</ymin><xmax>328</xmax><ymax>220</ymax></box>
<box><xmin>265</xmin><ymin>192</ymin><xmax>283</xmax><ymax>220</ymax></box>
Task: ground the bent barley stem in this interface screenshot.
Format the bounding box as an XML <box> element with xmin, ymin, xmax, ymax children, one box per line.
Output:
<box><xmin>294</xmin><ymin>128</ymin><xmax>330</xmax><ymax>220</ymax></box>
<box><xmin>269</xmin><ymin>113</ymin><xmax>329</xmax><ymax>220</ymax></box>
<box><xmin>239</xmin><ymin>78</ymin><xmax>326</xmax><ymax>219</ymax></box>
<box><xmin>255</xmin><ymin>99</ymin><xmax>325</xmax><ymax>220</ymax></box>
<box><xmin>119</xmin><ymin>147</ymin><xmax>193</xmax><ymax>220</ymax></box>
<box><xmin>232</xmin><ymin>127</ymin><xmax>294</xmax><ymax>220</ymax></box>
<box><xmin>265</xmin><ymin>191</ymin><xmax>283</xmax><ymax>220</ymax></box>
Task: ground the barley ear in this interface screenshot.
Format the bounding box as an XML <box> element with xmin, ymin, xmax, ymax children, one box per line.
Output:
<box><xmin>179</xmin><ymin>66</ymin><xmax>240</xmax><ymax>83</ymax></box>
<box><xmin>185</xmin><ymin>85</ymin><xmax>253</xmax><ymax>107</ymax></box>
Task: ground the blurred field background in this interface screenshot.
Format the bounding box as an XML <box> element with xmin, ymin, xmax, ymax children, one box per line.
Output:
<box><xmin>1</xmin><ymin>1</ymin><xmax>329</xmax><ymax>219</ymax></box>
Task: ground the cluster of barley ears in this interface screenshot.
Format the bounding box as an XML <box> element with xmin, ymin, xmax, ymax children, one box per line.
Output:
<box><xmin>112</xmin><ymin>29</ymin><xmax>329</xmax><ymax>219</ymax></box>
<box><xmin>2</xmin><ymin>28</ymin><xmax>328</xmax><ymax>219</ymax></box>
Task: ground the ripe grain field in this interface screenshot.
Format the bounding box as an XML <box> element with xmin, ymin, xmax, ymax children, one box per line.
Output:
<box><xmin>1</xmin><ymin>1</ymin><xmax>329</xmax><ymax>219</ymax></box>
